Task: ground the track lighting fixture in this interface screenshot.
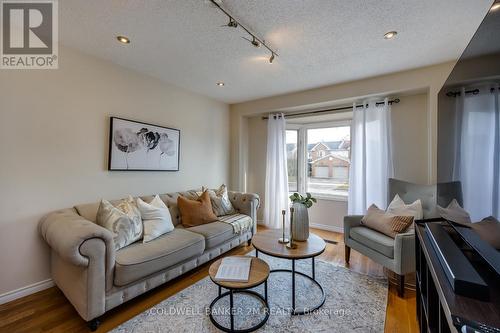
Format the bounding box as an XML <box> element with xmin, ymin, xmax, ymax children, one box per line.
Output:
<box><xmin>209</xmin><ymin>0</ymin><xmax>278</xmax><ymax>63</ymax></box>
<box><xmin>242</xmin><ymin>36</ymin><xmax>261</xmax><ymax>48</ymax></box>
<box><xmin>222</xmin><ymin>17</ymin><xmax>238</xmax><ymax>28</ymax></box>
<box><xmin>269</xmin><ymin>53</ymin><xmax>275</xmax><ymax>64</ymax></box>
<box><xmin>251</xmin><ymin>37</ymin><xmax>260</xmax><ymax>48</ymax></box>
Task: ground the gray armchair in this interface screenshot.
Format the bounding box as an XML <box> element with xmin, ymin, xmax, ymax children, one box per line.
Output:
<box><xmin>343</xmin><ymin>178</ymin><xmax>462</xmax><ymax>296</ymax></box>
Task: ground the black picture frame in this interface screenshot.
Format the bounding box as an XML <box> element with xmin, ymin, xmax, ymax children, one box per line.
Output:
<box><xmin>108</xmin><ymin>116</ymin><xmax>180</xmax><ymax>171</ymax></box>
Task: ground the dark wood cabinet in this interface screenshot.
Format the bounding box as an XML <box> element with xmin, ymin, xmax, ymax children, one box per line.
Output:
<box><xmin>415</xmin><ymin>224</ymin><xmax>500</xmax><ymax>333</ymax></box>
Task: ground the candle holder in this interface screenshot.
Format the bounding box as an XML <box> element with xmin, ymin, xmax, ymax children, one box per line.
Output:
<box><xmin>286</xmin><ymin>207</ymin><xmax>297</xmax><ymax>249</ymax></box>
<box><xmin>278</xmin><ymin>209</ymin><xmax>289</xmax><ymax>244</ymax></box>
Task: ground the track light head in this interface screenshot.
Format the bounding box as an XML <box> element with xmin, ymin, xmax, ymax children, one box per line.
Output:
<box><xmin>269</xmin><ymin>53</ymin><xmax>275</xmax><ymax>64</ymax></box>
<box><xmin>221</xmin><ymin>17</ymin><xmax>238</xmax><ymax>28</ymax></box>
<box><xmin>225</xmin><ymin>18</ymin><xmax>238</xmax><ymax>28</ymax></box>
<box><xmin>242</xmin><ymin>36</ymin><xmax>261</xmax><ymax>48</ymax></box>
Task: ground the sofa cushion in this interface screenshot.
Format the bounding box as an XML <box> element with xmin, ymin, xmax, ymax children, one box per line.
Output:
<box><xmin>350</xmin><ymin>226</ymin><xmax>394</xmax><ymax>258</ymax></box>
<box><xmin>114</xmin><ymin>228</ymin><xmax>205</xmax><ymax>286</ymax></box>
<box><xmin>187</xmin><ymin>222</ymin><xmax>235</xmax><ymax>249</ymax></box>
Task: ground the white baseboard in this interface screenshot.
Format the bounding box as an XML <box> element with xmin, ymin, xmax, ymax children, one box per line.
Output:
<box><xmin>0</xmin><ymin>279</ymin><xmax>54</xmax><ymax>305</ymax></box>
<box><xmin>309</xmin><ymin>222</ymin><xmax>344</xmax><ymax>234</ymax></box>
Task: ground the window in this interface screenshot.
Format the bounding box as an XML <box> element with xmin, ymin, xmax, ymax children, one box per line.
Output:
<box><xmin>286</xmin><ymin>130</ymin><xmax>298</xmax><ymax>192</ymax></box>
<box><xmin>288</xmin><ymin>122</ymin><xmax>351</xmax><ymax>200</ymax></box>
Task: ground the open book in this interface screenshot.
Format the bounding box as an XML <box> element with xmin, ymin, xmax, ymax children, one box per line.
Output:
<box><xmin>215</xmin><ymin>257</ymin><xmax>252</xmax><ymax>282</ymax></box>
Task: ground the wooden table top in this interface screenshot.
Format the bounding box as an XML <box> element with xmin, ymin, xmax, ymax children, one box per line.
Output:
<box><xmin>208</xmin><ymin>256</ymin><xmax>270</xmax><ymax>290</ymax></box>
<box><xmin>251</xmin><ymin>229</ymin><xmax>326</xmax><ymax>259</ymax></box>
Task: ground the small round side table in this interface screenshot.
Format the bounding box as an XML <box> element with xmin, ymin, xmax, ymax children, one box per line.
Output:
<box><xmin>208</xmin><ymin>256</ymin><xmax>270</xmax><ymax>333</ymax></box>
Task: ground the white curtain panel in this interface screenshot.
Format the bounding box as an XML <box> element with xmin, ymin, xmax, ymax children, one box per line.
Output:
<box><xmin>453</xmin><ymin>86</ymin><xmax>500</xmax><ymax>221</ymax></box>
<box><xmin>264</xmin><ymin>113</ymin><xmax>289</xmax><ymax>229</ymax></box>
<box><xmin>348</xmin><ymin>98</ymin><xmax>394</xmax><ymax>214</ymax></box>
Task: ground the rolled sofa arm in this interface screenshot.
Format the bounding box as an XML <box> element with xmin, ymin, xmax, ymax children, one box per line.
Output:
<box><xmin>39</xmin><ymin>208</ymin><xmax>115</xmax><ymax>267</ymax></box>
<box><xmin>39</xmin><ymin>208</ymin><xmax>116</xmax><ymax>321</ymax></box>
<box><xmin>394</xmin><ymin>228</ymin><xmax>416</xmax><ymax>275</ymax></box>
<box><xmin>343</xmin><ymin>215</ymin><xmax>363</xmax><ymax>244</ymax></box>
<box><xmin>228</xmin><ymin>192</ymin><xmax>260</xmax><ymax>234</ymax></box>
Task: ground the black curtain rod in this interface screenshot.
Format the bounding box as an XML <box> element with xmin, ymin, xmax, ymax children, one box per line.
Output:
<box><xmin>446</xmin><ymin>87</ymin><xmax>500</xmax><ymax>97</ymax></box>
<box><xmin>262</xmin><ymin>98</ymin><xmax>400</xmax><ymax>120</ymax></box>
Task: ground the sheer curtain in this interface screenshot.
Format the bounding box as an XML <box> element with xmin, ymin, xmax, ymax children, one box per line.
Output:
<box><xmin>453</xmin><ymin>86</ymin><xmax>500</xmax><ymax>221</ymax></box>
<box><xmin>348</xmin><ymin>98</ymin><xmax>393</xmax><ymax>214</ymax></box>
<box><xmin>264</xmin><ymin>113</ymin><xmax>289</xmax><ymax>228</ymax></box>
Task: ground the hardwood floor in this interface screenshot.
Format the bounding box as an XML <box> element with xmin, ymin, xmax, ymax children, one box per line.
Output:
<box><xmin>0</xmin><ymin>227</ymin><xmax>418</xmax><ymax>333</ymax></box>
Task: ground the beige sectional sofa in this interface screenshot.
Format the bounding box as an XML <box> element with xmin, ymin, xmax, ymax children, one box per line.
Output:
<box><xmin>39</xmin><ymin>189</ymin><xmax>259</xmax><ymax>330</ymax></box>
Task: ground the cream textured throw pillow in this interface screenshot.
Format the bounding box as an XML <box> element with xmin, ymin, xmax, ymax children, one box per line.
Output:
<box><xmin>96</xmin><ymin>196</ymin><xmax>143</xmax><ymax>250</ymax></box>
<box><xmin>361</xmin><ymin>204</ymin><xmax>414</xmax><ymax>238</ymax></box>
<box><xmin>202</xmin><ymin>184</ymin><xmax>237</xmax><ymax>216</ymax></box>
<box><xmin>137</xmin><ymin>195</ymin><xmax>175</xmax><ymax>243</ymax></box>
<box><xmin>387</xmin><ymin>194</ymin><xmax>423</xmax><ymax>219</ymax></box>
<box><xmin>437</xmin><ymin>199</ymin><xmax>471</xmax><ymax>225</ymax></box>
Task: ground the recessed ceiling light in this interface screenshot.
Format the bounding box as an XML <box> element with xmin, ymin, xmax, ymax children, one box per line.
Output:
<box><xmin>491</xmin><ymin>3</ymin><xmax>500</xmax><ymax>11</ymax></box>
<box><xmin>384</xmin><ymin>31</ymin><xmax>397</xmax><ymax>39</ymax></box>
<box><xmin>216</xmin><ymin>82</ymin><xmax>225</xmax><ymax>86</ymax></box>
<box><xmin>116</xmin><ymin>36</ymin><xmax>130</xmax><ymax>44</ymax></box>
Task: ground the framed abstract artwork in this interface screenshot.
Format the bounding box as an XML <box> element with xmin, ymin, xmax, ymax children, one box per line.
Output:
<box><xmin>108</xmin><ymin>117</ymin><xmax>180</xmax><ymax>171</ymax></box>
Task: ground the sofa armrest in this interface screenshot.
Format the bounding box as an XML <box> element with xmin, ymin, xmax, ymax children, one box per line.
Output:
<box><xmin>343</xmin><ymin>215</ymin><xmax>363</xmax><ymax>243</ymax></box>
<box><xmin>39</xmin><ymin>208</ymin><xmax>115</xmax><ymax>268</ymax></box>
<box><xmin>393</xmin><ymin>228</ymin><xmax>416</xmax><ymax>275</ymax></box>
<box><xmin>228</xmin><ymin>192</ymin><xmax>260</xmax><ymax>234</ymax></box>
<box><xmin>39</xmin><ymin>208</ymin><xmax>117</xmax><ymax>320</ymax></box>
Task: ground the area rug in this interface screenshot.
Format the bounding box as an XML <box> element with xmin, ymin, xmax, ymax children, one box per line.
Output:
<box><xmin>110</xmin><ymin>252</ymin><xmax>387</xmax><ymax>333</ymax></box>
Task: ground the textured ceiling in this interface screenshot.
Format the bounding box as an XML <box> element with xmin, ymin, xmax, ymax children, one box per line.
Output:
<box><xmin>59</xmin><ymin>0</ymin><xmax>492</xmax><ymax>103</ymax></box>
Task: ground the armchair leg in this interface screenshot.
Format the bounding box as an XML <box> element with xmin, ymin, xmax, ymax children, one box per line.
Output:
<box><xmin>87</xmin><ymin>318</ymin><xmax>100</xmax><ymax>332</ymax></box>
<box><xmin>344</xmin><ymin>245</ymin><xmax>351</xmax><ymax>264</ymax></box>
<box><xmin>247</xmin><ymin>238</ymin><xmax>252</xmax><ymax>247</ymax></box>
<box><xmin>397</xmin><ymin>274</ymin><xmax>405</xmax><ymax>298</ymax></box>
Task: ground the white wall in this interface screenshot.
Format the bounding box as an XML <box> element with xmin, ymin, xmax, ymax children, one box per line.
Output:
<box><xmin>246</xmin><ymin>93</ymin><xmax>429</xmax><ymax>231</ymax></box>
<box><xmin>0</xmin><ymin>46</ymin><xmax>230</xmax><ymax>297</ymax></box>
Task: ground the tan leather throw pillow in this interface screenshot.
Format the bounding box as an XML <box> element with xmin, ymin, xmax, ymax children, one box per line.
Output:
<box><xmin>361</xmin><ymin>204</ymin><xmax>414</xmax><ymax>238</ymax></box>
<box><xmin>178</xmin><ymin>191</ymin><xmax>218</xmax><ymax>227</ymax></box>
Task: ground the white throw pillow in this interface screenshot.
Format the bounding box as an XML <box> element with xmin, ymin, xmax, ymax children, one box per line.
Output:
<box><xmin>137</xmin><ymin>195</ymin><xmax>174</xmax><ymax>243</ymax></box>
<box><xmin>96</xmin><ymin>196</ymin><xmax>143</xmax><ymax>251</ymax></box>
<box><xmin>437</xmin><ymin>199</ymin><xmax>471</xmax><ymax>225</ymax></box>
<box><xmin>387</xmin><ymin>194</ymin><xmax>423</xmax><ymax>219</ymax></box>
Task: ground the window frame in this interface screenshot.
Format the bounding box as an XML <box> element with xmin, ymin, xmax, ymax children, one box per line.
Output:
<box><xmin>285</xmin><ymin>128</ymin><xmax>299</xmax><ymax>193</ymax></box>
<box><xmin>288</xmin><ymin>120</ymin><xmax>352</xmax><ymax>202</ymax></box>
